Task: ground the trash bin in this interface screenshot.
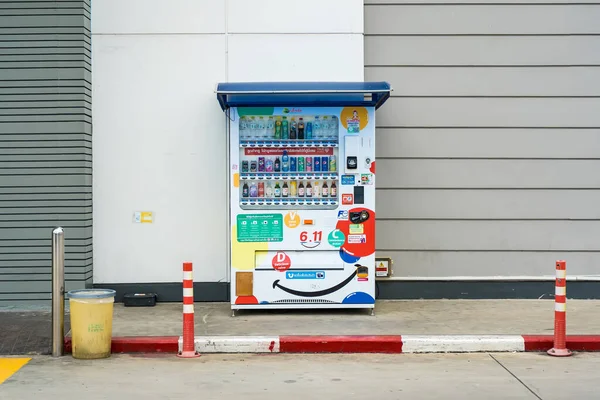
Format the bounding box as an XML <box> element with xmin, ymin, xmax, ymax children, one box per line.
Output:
<box><xmin>67</xmin><ymin>289</ymin><xmax>116</xmax><ymax>359</ymax></box>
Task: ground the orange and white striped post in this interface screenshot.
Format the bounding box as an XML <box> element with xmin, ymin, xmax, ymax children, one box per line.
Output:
<box><xmin>177</xmin><ymin>262</ymin><xmax>200</xmax><ymax>358</ymax></box>
<box><xmin>547</xmin><ymin>260</ymin><xmax>572</xmax><ymax>357</ymax></box>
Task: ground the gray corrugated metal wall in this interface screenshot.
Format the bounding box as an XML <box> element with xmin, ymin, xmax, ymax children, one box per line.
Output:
<box><xmin>366</xmin><ymin>1</ymin><xmax>600</xmax><ymax>278</ymax></box>
<box><xmin>0</xmin><ymin>0</ymin><xmax>92</xmax><ymax>305</ymax></box>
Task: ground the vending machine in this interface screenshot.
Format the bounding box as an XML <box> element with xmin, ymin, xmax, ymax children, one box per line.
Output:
<box><xmin>216</xmin><ymin>82</ymin><xmax>391</xmax><ymax>313</ymax></box>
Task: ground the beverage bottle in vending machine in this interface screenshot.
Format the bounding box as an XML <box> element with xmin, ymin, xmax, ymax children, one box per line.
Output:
<box><xmin>257</xmin><ymin>117</ymin><xmax>266</xmax><ymax>138</ymax></box>
<box><xmin>240</xmin><ymin>116</ymin><xmax>248</xmax><ymax>138</ymax></box>
<box><xmin>282</xmin><ymin>182</ymin><xmax>289</xmax><ymax>197</ymax></box>
<box><xmin>282</xmin><ymin>150</ymin><xmax>289</xmax><ymax>172</ymax></box>
<box><xmin>298</xmin><ymin>182</ymin><xmax>305</xmax><ymax>197</ymax></box>
<box><xmin>330</xmin><ymin>116</ymin><xmax>339</xmax><ymax>138</ymax></box>
<box><xmin>305</xmin><ymin>121</ymin><xmax>313</xmax><ymax>139</ymax></box>
<box><xmin>274</xmin><ymin>182</ymin><xmax>281</xmax><ymax>197</ymax></box>
<box><xmin>330</xmin><ymin>182</ymin><xmax>337</xmax><ymax>197</ymax></box>
<box><xmin>249</xmin><ymin>182</ymin><xmax>258</xmax><ymax>197</ymax></box>
<box><xmin>298</xmin><ymin>118</ymin><xmax>305</xmax><ymax>140</ymax></box>
<box><xmin>249</xmin><ymin>117</ymin><xmax>257</xmax><ymax>138</ymax></box>
<box><xmin>290</xmin><ymin>180</ymin><xmax>297</xmax><ymax>197</ymax></box>
<box><xmin>321</xmin><ymin>116</ymin><xmax>329</xmax><ymax>138</ymax></box>
<box><xmin>321</xmin><ymin>156</ymin><xmax>329</xmax><ymax>172</ymax></box>
<box><xmin>322</xmin><ymin>181</ymin><xmax>329</xmax><ymax>197</ymax></box>
<box><xmin>290</xmin><ymin>117</ymin><xmax>297</xmax><ymax>140</ymax></box>
<box><xmin>313</xmin><ymin>181</ymin><xmax>320</xmax><ymax>197</ymax></box>
<box><xmin>265</xmin><ymin>182</ymin><xmax>274</xmax><ymax>198</ymax></box>
<box><xmin>290</xmin><ymin>156</ymin><xmax>297</xmax><ymax>172</ymax></box>
<box><xmin>267</xmin><ymin>116</ymin><xmax>275</xmax><ymax>139</ymax></box>
<box><xmin>329</xmin><ymin>155</ymin><xmax>336</xmax><ymax>172</ymax></box>
<box><xmin>282</xmin><ymin>117</ymin><xmax>289</xmax><ymax>139</ymax></box>
<box><xmin>313</xmin><ymin>116</ymin><xmax>321</xmax><ymax>139</ymax></box>
<box><xmin>298</xmin><ymin>156</ymin><xmax>305</xmax><ymax>172</ymax></box>
<box><xmin>274</xmin><ymin>117</ymin><xmax>282</xmax><ymax>139</ymax></box>
<box><xmin>274</xmin><ymin>156</ymin><xmax>281</xmax><ymax>172</ymax></box>
<box><xmin>258</xmin><ymin>182</ymin><xmax>264</xmax><ymax>197</ymax></box>
<box><xmin>306</xmin><ymin>156</ymin><xmax>312</xmax><ymax>172</ymax></box>
<box><xmin>306</xmin><ymin>182</ymin><xmax>312</xmax><ymax>197</ymax></box>
<box><xmin>242</xmin><ymin>182</ymin><xmax>249</xmax><ymax>198</ymax></box>
<box><xmin>265</xmin><ymin>157</ymin><xmax>274</xmax><ymax>172</ymax></box>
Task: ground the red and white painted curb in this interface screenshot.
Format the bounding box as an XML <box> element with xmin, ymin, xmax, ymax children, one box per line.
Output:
<box><xmin>65</xmin><ymin>334</ymin><xmax>600</xmax><ymax>354</ymax></box>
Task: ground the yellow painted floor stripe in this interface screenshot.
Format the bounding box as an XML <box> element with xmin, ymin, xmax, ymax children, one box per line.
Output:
<box><xmin>0</xmin><ymin>358</ymin><xmax>31</xmax><ymax>384</ymax></box>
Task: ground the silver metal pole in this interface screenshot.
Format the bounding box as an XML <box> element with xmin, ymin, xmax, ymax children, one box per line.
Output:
<box><xmin>51</xmin><ymin>227</ymin><xmax>65</xmax><ymax>357</ymax></box>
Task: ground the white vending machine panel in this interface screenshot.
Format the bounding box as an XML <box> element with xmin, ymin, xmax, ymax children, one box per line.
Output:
<box><xmin>229</xmin><ymin>106</ymin><xmax>377</xmax><ymax>310</ymax></box>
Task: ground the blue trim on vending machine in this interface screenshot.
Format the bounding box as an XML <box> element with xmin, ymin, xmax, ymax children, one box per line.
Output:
<box><xmin>215</xmin><ymin>82</ymin><xmax>392</xmax><ymax>111</ymax></box>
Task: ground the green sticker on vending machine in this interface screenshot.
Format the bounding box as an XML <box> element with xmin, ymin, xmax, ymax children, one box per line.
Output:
<box><xmin>237</xmin><ymin>214</ymin><xmax>283</xmax><ymax>242</ymax></box>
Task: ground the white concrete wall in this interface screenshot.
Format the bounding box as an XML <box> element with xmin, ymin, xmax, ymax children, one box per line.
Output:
<box><xmin>92</xmin><ymin>0</ymin><xmax>364</xmax><ymax>284</ymax></box>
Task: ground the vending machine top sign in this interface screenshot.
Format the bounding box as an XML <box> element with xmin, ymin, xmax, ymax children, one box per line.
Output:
<box><xmin>216</xmin><ymin>82</ymin><xmax>392</xmax><ymax>313</ymax></box>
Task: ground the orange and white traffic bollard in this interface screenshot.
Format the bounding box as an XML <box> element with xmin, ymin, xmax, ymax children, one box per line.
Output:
<box><xmin>177</xmin><ymin>262</ymin><xmax>200</xmax><ymax>358</ymax></box>
<box><xmin>547</xmin><ymin>260</ymin><xmax>572</xmax><ymax>357</ymax></box>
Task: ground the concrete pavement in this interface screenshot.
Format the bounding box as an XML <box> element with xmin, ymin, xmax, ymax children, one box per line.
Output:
<box><xmin>2</xmin><ymin>353</ymin><xmax>600</xmax><ymax>399</ymax></box>
<box><xmin>4</xmin><ymin>300</ymin><xmax>600</xmax><ymax>355</ymax></box>
<box><xmin>110</xmin><ymin>300</ymin><xmax>600</xmax><ymax>336</ymax></box>
<box><xmin>0</xmin><ymin>311</ymin><xmax>70</xmax><ymax>355</ymax></box>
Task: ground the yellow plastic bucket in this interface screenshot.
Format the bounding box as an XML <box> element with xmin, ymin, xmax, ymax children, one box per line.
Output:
<box><xmin>68</xmin><ymin>289</ymin><xmax>116</xmax><ymax>359</ymax></box>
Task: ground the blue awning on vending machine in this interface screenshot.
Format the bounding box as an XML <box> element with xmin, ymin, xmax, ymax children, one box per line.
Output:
<box><xmin>215</xmin><ymin>82</ymin><xmax>392</xmax><ymax>111</ymax></box>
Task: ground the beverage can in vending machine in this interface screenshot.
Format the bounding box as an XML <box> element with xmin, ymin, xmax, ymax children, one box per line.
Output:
<box><xmin>258</xmin><ymin>157</ymin><xmax>265</xmax><ymax>172</ymax></box>
<box><xmin>306</xmin><ymin>157</ymin><xmax>312</xmax><ymax>172</ymax></box>
<box><xmin>290</xmin><ymin>156</ymin><xmax>297</xmax><ymax>172</ymax></box>
<box><xmin>250</xmin><ymin>160</ymin><xmax>257</xmax><ymax>172</ymax></box>
<box><xmin>298</xmin><ymin>156</ymin><xmax>305</xmax><ymax>172</ymax></box>
<box><xmin>321</xmin><ymin>156</ymin><xmax>329</xmax><ymax>172</ymax></box>
<box><xmin>314</xmin><ymin>157</ymin><xmax>321</xmax><ymax>172</ymax></box>
<box><xmin>265</xmin><ymin>157</ymin><xmax>274</xmax><ymax>172</ymax></box>
<box><xmin>329</xmin><ymin>155</ymin><xmax>337</xmax><ymax>172</ymax></box>
<box><xmin>241</xmin><ymin>161</ymin><xmax>249</xmax><ymax>173</ymax></box>
<box><xmin>258</xmin><ymin>182</ymin><xmax>264</xmax><ymax>197</ymax></box>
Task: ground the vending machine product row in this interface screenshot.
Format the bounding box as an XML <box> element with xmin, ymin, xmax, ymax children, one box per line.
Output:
<box><xmin>216</xmin><ymin>82</ymin><xmax>392</xmax><ymax>312</ymax></box>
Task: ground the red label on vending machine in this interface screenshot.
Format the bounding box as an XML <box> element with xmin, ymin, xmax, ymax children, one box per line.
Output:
<box><xmin>245</xmin><ymin>147</ymin><xmax>334</xmax><ymax>156</ymax></box>
<box><xmin>272</xmin><ymin>252</ymin><xmax>291</xmax><ymax>272</ymax></box>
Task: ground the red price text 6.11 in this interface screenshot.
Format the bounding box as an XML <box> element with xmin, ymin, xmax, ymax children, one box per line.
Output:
<box><xmin>300</xmin><ymin>231</ymin><xmax>323</xmax><ymax>242</ymax></box>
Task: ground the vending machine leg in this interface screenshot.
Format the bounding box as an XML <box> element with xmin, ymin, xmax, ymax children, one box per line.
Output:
<box><xmin>370</xmin><ymin>308</ymin><xmax>375</xmax><ymax>316</ymax></box>
<box><xmin>232</xmin><ymin>309</ymin><xmax>236</xmax><ymax>317</ymax></box>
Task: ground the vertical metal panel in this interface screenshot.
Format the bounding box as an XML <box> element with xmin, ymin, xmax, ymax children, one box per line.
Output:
<box><xmin>0</xmin><ymin>1</ymin><xmax>92</xmax><ymax>305</ymax></box>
